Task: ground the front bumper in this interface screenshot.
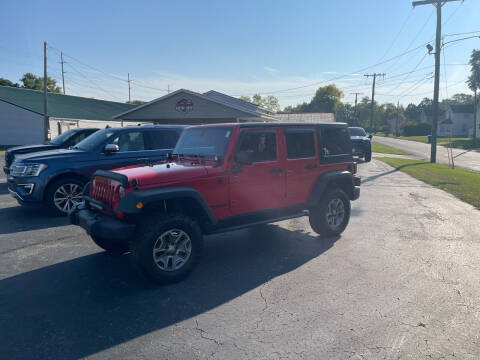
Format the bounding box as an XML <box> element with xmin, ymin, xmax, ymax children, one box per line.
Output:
<box><xmin>70</xmin><ymin>204</ymin><xmax>136</xmax><ymax>242</ymax></box>
<box><xmin>353</xmin><ymin>176</ymin><xmax>361</xmax><ymax>200</ymax></box>
<box><xmin>7</xmin><ymin>175</ymin><xmax>44</xmax><ymax>204</ymax></box>
<box><xmin>351</xmin><ymin>141</ymin><xmax>371</xmax><ymax>156</ymax></box>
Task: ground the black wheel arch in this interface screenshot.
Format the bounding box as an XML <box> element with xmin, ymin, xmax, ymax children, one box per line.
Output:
<box><xmin>308</xmin><ymin>170</ymin><xmax>356</xmax><ymax>206</ymax></box>
<box><xmin>117</xmin><ymin>186</ymin><xmax>217</xmax><ymax>231</ymax></box>
<box><xmin>43</xmin><ymin>171</ymin><xmax>89</xmax><ymax>201</ymax></box>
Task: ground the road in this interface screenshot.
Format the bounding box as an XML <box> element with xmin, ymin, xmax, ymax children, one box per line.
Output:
<box><xmin>1</xmin><ymin>158</ymin><xmax>480</xmax><ymax>359</ymax></box>
<box><xmin>374</xmin><ymin>136</ymin><xmax>480</xmax><ymax>172</ymax></box>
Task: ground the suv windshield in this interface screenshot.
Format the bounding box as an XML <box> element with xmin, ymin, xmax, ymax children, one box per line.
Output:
<box><xmin>73</xmin><ymin>129</ymin><xmax>115</xmax><ymax>152</ymax></box>
<box><xmin>348</xmin><ymin>127</ymin><xmax>367</xmax><ymax>137</ymax></box>
<box><xmin>49</xmin><ymin>129</ymin><xmax>79</xmax><ymax>145</ymax></box>
<box><xmin>174</xmin><ymin>127</ymin><xmax>233</xmax><ymax>158</ymax></box>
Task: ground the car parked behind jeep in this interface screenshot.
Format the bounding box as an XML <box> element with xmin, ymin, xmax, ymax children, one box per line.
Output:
<box><xmin>348</xmin><ymin>127</ymin><xmax>372</xmax><ymax>162</ymax></box>
<box><xmin>70</xmin><ymin>122</ymin><xmax>360</xmax><ymax>284</ymax></box>
<box><xmin>3</xmin><ymin>127</ymin><xmax>99</xmax><ymax>174</ymax></box>
<box><xmin>7</xmin><ymin>125</ymin><xmax>186</xmax><ymax>215</ymax></box>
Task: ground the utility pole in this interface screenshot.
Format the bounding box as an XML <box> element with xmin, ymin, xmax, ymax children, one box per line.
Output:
<box><xmin>412</xmin><ymin>0</ymin><xmax>461</xmax><ymax>163</ymax></box>
<box><xmin>364</xmin><ymin>73</ymin><xmax>385</xmax><ymax>133</ymax></box>
<box><xmin>127</xmin><ymin>73</ymin><xmax>131</xmax><ymax>103</ymax></box>
<box><xmin>60</xmin><ymin>51</ymin><xmax>66</xmax><ymax>95</ymax></box>
<box><xmin>350</xmin><ymin>92</ymin><xmax>363</xmax><ymax>126</ymax></box>
<box><xmin>474</xmin><ymin>88</ymin><xmax>477</xmax><ymax>147</ymax></box>
<box><xmin>396</xmin><ymin>100</ymin><xmax>400</xmax><ymax>137</ymax></box>
<box><xmin>43</xmin><ymin>41</ymin><xmax>49</xmax><ymax>141</ymax></box>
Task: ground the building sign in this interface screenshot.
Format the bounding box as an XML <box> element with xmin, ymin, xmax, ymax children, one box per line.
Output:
<box><xmin>175</xmin><ymin>98</ymin><xmax>193</xmax><ymax>113</ymax></box>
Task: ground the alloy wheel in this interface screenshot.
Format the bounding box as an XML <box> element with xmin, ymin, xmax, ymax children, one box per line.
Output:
<box><xmin>326</xmin><ymin>197</ymin><xmax>345</xmax><ymax>231</ymax></box>
<box><xmin>152</xmin><ymin>229</ymin><xmax>192</xmax><ymax>271</ymax></box>
<box><xmin>53</xmin><ymin>183</ymin><xmax>83</xmax><ymax>213</ymax></box>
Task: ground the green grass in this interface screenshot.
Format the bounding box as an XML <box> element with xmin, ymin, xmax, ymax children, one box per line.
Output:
<box><xmin>371</xmin><ymin>142</ymin><xmax>409</xmax><ymax>155</ymax></box>
<box><xmin>392</xmin><ymin>136</ymin><xmax>479</xmax><ymax>149</ymax></box>
<box><xmin>376</xmin><ymin>157</ymin><xmax>480</xmax><ymax>209</ymax></box>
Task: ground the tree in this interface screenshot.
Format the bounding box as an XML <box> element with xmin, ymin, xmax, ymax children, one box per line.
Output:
<box><xmin>284</xmin><ymin>84</ymin><xmax>343</xmax><ymax>114</ymax></box>
<box><xmin>467</xmin><ymin>49</ymin><xmax>480</xmax><ymax>92</ymax></box>
<box><xmin>239</xmin><ymin>93</ymin><xmax>280</xmax><ymax>112</ymax></box>
<box><xmin>404</xmin><ymin>103</ymin><xmax>420</xmax><ymax>121</ymax></box>
<box><xmin>0</xmin><ymin>77</ymin><xmax>19</xmax><ymax>87</ymax></box>
<box><xmin>128</xmin><ymin>100</ymin><xmax>146</xmax><ymax>105</ymax></box>
<box><xmin>20</xmin><ymin>72</ymin><xmax>61</xmax><ymax>93</ymax></box>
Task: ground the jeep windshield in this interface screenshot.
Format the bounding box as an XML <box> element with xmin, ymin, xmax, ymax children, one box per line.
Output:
<box><xmin>348</xmin><ymin>127</ymin><xmax>367</xmax><ymax>137</ymax></box>
<box><xmin>173</xmin><ymin>127</ymin><xmax>233</xmax><ymax>158</ymax></box>
<box><xmin>73</xmin><ymin>129</ymin><xmax>115</xmax><ymax>152</ymax></box>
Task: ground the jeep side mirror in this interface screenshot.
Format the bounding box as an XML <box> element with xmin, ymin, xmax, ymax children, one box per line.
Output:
<box><xmin>236</xmin><ymin>151</ymin><xmax>253</xmax><ymax>165</ymax></box>
<box><xmin>104</xmin><ymin>144</ymin><xmax>119</xmax><ymax>154</ymax></box>
<box><xmin>368</xmin><ymin>134</ymin><xmax>373</xmax><ymax>139</ymax></box>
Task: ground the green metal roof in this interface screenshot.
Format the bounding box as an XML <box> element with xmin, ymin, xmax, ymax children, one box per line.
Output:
<box><xmin>0</xmin><ymin>85</ymin><xmax>136</xmax><ymax>120</ymax></box>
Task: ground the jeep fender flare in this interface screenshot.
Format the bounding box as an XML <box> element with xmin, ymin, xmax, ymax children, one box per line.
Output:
<box><xmin>117</xmin><ymin>186</ymin><xmax>217</xmax><ymax>225</ymax></box>
<box><xmin>307</xmin><ymin>171</ymin><xmax>355</xmax><ymax>206</ymax></box>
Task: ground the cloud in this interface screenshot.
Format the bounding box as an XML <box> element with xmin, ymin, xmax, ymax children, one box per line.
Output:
<box><xmin>264</xmin><ymin>66</ymin><xmax>279</xmax><ymax>74</ymax></box>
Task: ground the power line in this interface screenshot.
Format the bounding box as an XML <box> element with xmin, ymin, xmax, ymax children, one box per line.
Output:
<box><xmin>64</xmin><ymin>61</ymin><xmax>125</xmax><ymax>101</ymax></box>
<box><xmin>377</xmin><ymin>8</ymin><xmax>415</xmax><ymax>63</ymax></box>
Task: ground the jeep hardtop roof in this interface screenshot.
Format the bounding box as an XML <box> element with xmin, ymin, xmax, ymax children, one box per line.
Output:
<box><xmin>184</xmin><ymin>122</ymin><xmax>347</xmax><ymax>130</ymax></box>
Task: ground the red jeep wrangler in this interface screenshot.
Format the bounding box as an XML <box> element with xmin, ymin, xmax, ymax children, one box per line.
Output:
<box><xmin>70</xmin><ymin>123</ymin><xmax>360</xmax><ymax>283</ymax></box>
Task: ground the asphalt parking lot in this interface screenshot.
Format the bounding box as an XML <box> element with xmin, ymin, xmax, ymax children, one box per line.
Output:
<box><xmin>1</xmin><ymin>158</ymin><xmax>480</xmax><ymax>359</ymax></box>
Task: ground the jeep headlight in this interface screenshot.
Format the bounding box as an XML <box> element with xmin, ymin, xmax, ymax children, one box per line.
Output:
<box><xmin>10</xmin><ymin>163</ymin><xmax>48</xmax><ymax>177</ymax></box>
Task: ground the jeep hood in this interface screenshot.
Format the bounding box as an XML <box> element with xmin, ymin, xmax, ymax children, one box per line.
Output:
<box><xmin>14</xmin><ymin>148</ymin><xmax>87</xmax><ymax>163</ymax></box>
<box><xmin>113</xmin><ymin>162</ymin><xmax>208</xmax><ymax>186</ymax></box>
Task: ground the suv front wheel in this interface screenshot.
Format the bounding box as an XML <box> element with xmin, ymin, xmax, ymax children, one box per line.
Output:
<box><xmin>46</xmin><ymin>178</ymin><xmax>85</xmax><ymax>216</ymax></box>
<box><xmin>309</xmin><ymin>188</ymin><xmax>351</xmax><ymax>237</ymax></box>
<box><xmin>132</xmin><ymin>212</ymin><xmax>203</xmax><ymax>284</ymax></box>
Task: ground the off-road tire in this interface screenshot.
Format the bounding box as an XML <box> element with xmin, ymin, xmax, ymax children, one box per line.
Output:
<box><xmin>364</xmin><ymin>151</ymin><xmax>372</xmax><ymax>162</ymax></box>
<box><xmin>92</xmin><ymin>236</ymin><xmax>130</xmax><ymax>255</ymax></box>
<box><xmin>45</xmin><ymin>177</ymin><xmax>85</xmax><ymax>216</ymax></box>
<box><xmin>132</xmin><ymin>212</ymin><xmax>203</xmax><ymax>284</ymax></box>
<box><xmin>309</xmin><ymin>188</ymin><xmax>351</xmax><ymax>237</ymax></box>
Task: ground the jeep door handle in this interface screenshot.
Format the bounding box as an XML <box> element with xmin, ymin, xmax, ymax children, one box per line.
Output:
<box><xmin>305</xmin><ymin>164</ymin><xmax>318</xmax><ymax>169</ymax></box>
<box><xmin>232</xmin><ymin>166</ymin><xmax>242</xmax><ymax>174</ymax></box>
<box><xmin>269</xmin><ymin>168</ymin><xmax>283</xmax><ymax>174</ymax></box>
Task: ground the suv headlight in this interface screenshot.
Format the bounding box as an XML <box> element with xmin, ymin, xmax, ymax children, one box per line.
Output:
<box><xmin>10</xmin><ymin>163</ymin><xmax>48</xmax><ymax>177</ymax></box>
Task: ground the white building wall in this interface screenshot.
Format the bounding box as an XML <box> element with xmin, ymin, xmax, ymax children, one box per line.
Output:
<box><xmin>49</xmin><ymin>118</ymin><xmax>150</xmax><ymax>138</ymax></box>
<box><xmin>0</xmin><ymin>101</ymin><xmax>44</xmax><ymax>145</ymax></box>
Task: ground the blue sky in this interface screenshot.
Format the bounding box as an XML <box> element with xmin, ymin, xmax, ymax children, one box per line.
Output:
<box><xmin>1</xmin><ymin>0</ymin><xmax>479</xmax><ymax>107</ymax></box>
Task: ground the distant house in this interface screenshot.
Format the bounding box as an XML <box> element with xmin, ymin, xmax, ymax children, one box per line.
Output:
<box><xmin>273</xmin><ymin>112</ymin><xmax>335</xmax><ymax>123</ymax></box>
<box><xmin>438</xmin><ymin>104</ymin><xmax>475</xmax><ymax>137</ymax></box>
<box><xmin>0</xmin><ymin>86</ymin><xmax>136</xmax><ymax>145</ymax></box>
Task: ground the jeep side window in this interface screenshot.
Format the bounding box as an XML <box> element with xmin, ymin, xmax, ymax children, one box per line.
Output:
<box><xmin>322</xmin><ymin>127</ymin><xmax>350</xmax><ymax>157</ymax></box>
<box><xmin>285</xmin><ymin>129</ymin><xmax>316</xmax><ymax>159</ymax></box>
<box><xmin>111</xmin><ymin>131</ymin><xmax>145</xmax><ymax>152</ymax></box>
<box><xmin>237</xmin><ymin>130</ymin><xmax>277</xmax><ymax>162</ymax></box>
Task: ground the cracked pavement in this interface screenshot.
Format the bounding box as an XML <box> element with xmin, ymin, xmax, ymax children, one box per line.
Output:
<box><xmin>1</xmin><ymin>158</ymin><xmax>480</xmax><ymax>359</ymax></box>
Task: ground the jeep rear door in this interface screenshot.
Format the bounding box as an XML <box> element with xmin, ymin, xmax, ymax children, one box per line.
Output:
<box><xmin>229</xmin><ymin>128</ymin><xmax>286</xmax><ymax>215</ymax></box>
<box><xmin>284</xmin><ymin>127</ymin><xmax>320</xmax><ymax>206</ymax></box>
